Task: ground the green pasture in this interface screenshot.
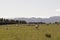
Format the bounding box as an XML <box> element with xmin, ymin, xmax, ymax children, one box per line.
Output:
<box><xmin>0</xmin><ymin>24</ymin><xmax>60</xmax><ymax>40</ymax></box>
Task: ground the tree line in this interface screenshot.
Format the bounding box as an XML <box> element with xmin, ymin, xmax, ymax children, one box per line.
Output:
<box><xmin>0</xmin><ymin>18</ymin><xmax>27</xmax><ymax>25</ymax></box>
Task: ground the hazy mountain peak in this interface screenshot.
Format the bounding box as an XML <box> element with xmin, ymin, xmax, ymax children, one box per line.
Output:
<box><xmin>14</xmin><ymin>16</ymin><xmax>60</xmax><ymax>23</ymax></box>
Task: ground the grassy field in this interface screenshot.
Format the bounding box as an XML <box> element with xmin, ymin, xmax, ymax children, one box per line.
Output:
<box><xmin>0</xmin><ymin>24</ymin><xmax>60</xmax><ymax>40</ymax></box>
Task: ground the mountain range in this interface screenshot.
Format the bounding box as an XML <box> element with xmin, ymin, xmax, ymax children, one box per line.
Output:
<box><xmin>14</xmin><ymin>16</ymin><xmax>60</xmax><ymax>23</ymax></box>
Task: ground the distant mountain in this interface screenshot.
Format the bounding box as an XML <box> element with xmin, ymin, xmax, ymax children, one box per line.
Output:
<box><xmin>14</xmin><ymin>16</ymin><xmax>60</xmax><ymax>23</ymax></box>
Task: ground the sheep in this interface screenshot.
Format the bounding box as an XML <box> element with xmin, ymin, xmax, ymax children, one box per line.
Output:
<box><xmin>6</xmin><ymin>28</ymin><xmax>8</xmax><ymax>30</ymax></box>
<box><xmin>45</xmin><ymin>34</ymin><xmax>51</xmax><ymax>38</ymax></box>
<box><xmin>16</xmin><ymin>24</ymin><xmax>18</xmax><ymax>26</ymax></box>
<box><xmin>35</xmin><ymin>24</ymin><xmax>39</xmax><ymax>29</ymax></box>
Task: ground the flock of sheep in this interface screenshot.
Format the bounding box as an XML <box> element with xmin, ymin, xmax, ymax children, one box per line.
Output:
<box><xmin>6</xmin><ymin>24</ymin><xmax>51</xmax><ymax>38</ymax></box>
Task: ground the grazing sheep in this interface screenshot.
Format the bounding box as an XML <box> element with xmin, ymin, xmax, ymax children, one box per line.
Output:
<box><xmin>16</xmin><ymin>24</ymin><xmax>19</xmax><ymax>26</ymax></box>
<box><xmin>35</xmin><ymin>24</ymin><xmax>39</xmax><ymax>29</ymax></box>
<box><xmin>45</xmin><ymin>34</ymin><xmax>51</xmax><ymax>38</ymax></box>
<box><xmin>6</xmin><ymin>28</ymin><xmax>8</xmax><ymax>30</ymax></box>
<box><xmin>46</xmin><ymin>24</ymin><xmax>49</xmax><ymax>25</ymax></box>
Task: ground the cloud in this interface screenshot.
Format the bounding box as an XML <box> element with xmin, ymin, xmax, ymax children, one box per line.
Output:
<box><xmin>56</xmin><ymin>9</ymin><xmax>60</xmax><ymax>11</ymax></box>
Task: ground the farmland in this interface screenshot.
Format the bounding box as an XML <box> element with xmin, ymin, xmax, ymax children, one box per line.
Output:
<box><xmin>0</xmin><ymin>24</ymin><xmax>60</xmax><ymax>40</ymax></box>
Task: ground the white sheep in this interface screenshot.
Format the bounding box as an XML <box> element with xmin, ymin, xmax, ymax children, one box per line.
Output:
<box><xmin>35</xmin><ymin>24</ymin><xmax>39</xmax><ymax>29</ymax></box>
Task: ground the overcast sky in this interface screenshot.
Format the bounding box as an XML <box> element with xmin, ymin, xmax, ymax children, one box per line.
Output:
<box><xmin>0</xmin><ymin>0</ymin><xmax>60</xmax><ymax>18</ymax></box>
